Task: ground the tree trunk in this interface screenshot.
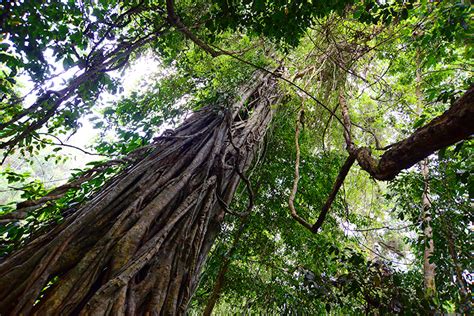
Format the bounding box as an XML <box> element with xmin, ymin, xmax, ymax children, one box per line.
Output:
<box><xmin>445</xmin><ymin>225</ymin><xmax>469</xmax><ymax>308</ymax></box>
<box><xmin>420</xmin><ymin>159</ymin><xmax>436</xmax><ymax>297</ymax></box>
<box><xmin>0</xmin><ymin>72</ymin><xmax>280</xmax><ymax>315</ymax></box>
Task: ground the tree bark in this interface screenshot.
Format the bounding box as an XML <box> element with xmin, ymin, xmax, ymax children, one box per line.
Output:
<box><xmin>0</xmin><ymin>71</ymin><xmax>280</xmax><ymax>315</ymax></box>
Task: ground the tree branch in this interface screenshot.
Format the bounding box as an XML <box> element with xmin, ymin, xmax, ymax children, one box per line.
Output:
<box><xmin>339</xmin><ymin>85</ymin><xmax>474</xmax><ymax>181</ymax></box>
<box><xmin>166</xmin><ymin>0</ymin><xmax>221</xmax><ymax>57</ymax></box>
<box><xmin>0</xmin><ymin>159</ymin><xmax>129</xmax><ymax>224</ymax></box>
<box><xmin>35</xmin><ymin>133</ymin><xmax>108</xmax><ymax>157</ymax></box>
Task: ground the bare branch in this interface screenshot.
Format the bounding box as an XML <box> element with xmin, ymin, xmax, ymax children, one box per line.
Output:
<box><xmin>346</xmin><ymin>223</ymin><xmax>416</xmax><ymax>232</ymax></box>
<box><xmin>35</xmin><ymin>133</ymin><xmax>108</xmax><ymax>157</ymax></box>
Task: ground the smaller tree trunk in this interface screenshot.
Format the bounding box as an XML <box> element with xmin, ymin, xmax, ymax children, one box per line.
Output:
<box><xmin>414</xmin><ymin>61</ymin><xmax>436</xmax><ymax>298</ymax></box>
<box><xmin>202</xmin><ymin>219</ymin><xmax>247</xmax><ymax>316</ymax></box>
<box><xmin>420</xmin><ymin>159</ymin><xmax>436</xmax><ymax>297</ymax></box>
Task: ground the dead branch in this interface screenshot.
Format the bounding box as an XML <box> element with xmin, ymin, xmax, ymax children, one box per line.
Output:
<box><xmin>34</xmin><ymin>133</ymin><xmax>108</xmax><ymax>157</ymax></box>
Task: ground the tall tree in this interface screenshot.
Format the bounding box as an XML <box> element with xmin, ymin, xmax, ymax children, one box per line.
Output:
<box><xmin>0</xmin><ymin>71</ymin><xmax>280</xmax><ymax>314</ymax></box>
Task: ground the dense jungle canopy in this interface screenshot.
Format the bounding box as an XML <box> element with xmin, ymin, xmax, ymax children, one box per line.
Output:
<box><xmin>0</xmin><ymin>0</ymin><xmax>472</xmax><ymax>314</ymax></box>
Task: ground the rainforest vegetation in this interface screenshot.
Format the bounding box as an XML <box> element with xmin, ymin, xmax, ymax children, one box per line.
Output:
<box><xmin>0</xmin><ymin>0</ymin><xmax>472</xmax><ymax>314</ymax></box>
